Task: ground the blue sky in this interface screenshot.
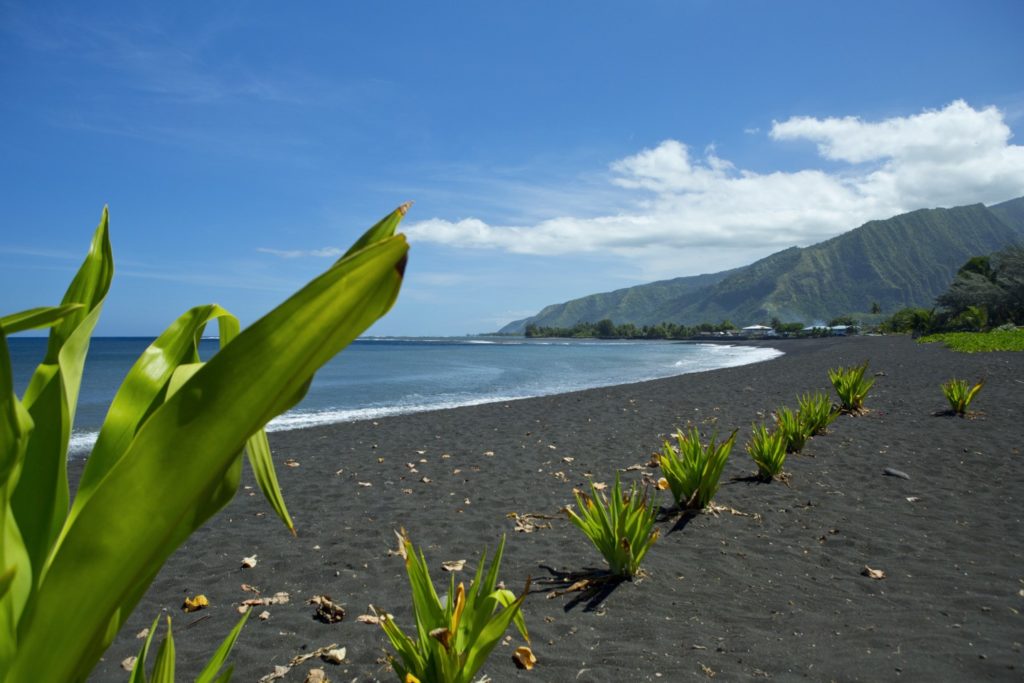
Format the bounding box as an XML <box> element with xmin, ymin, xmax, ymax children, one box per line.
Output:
<box><xmin>3</xmin><ymin>1</ymin><xmax>1024</xmax><ymax>336</ymax></box>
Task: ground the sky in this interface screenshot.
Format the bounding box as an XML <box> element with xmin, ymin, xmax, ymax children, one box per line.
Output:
<box><xmin>2</xmin><ymin>1</ymin><xmax>1024</xmax><ymax>337</ymax></box>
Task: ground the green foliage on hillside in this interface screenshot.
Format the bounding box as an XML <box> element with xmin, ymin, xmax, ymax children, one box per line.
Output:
<box><xmin>502</xmin><ymin>198</ymin><xmax>1024</xmax><ymax>334</ymax></box>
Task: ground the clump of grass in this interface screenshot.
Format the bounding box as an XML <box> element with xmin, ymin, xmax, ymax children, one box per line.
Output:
<box><xmin>657</xmin><ymin>427</ymin><xmax>737</xmax><ymax>510</ymax></box>
<box><xmin>774</xmin><ymin>407</ymin><xmax>809</xmax><ymax>453</ymax></box>
<box><xmin>566</xmin><ymin>474</ymin><xmax>659</xmax><ymax>578</ymax></box>
<box><xmin>375</xmin><ymin>531</ymin><xmax>531</xmax><ymax>683</ymax></box>
<box><xmin>745</xmin><ymin>422</ymin><xmax>788</xmax><ymax>481</ymax></box>
<box><xmin>919</xmin><ymin>328</ymin><xmax>1024</xmax><ymax>352</ymax></box>
<box><xmin>941</xmin><ymin>378</ymin><xmax>984</xmax><ymax>416</ymax></box>
<box><xmin>797</xmin><ymin>390</ymin><xmax>838</xmax><ymax>435</ymax></box>
<box><xmin>828</xmin><ymin>361</ymin><xmax>875</xmax><ymax>413</ymax></box>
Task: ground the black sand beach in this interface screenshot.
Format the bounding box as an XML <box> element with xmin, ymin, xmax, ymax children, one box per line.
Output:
<box><xmin>88</xmin><ymin>335</ymin><xmax>1024</xmax><ymax>682</ymax></box>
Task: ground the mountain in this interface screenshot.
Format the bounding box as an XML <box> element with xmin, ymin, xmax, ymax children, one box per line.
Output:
<box><xmin>499</xmin><ymin>197</ymin><xmax>1024</xmax><ymax>334</ymax></box>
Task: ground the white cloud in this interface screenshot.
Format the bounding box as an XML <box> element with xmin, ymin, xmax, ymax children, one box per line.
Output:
<box><xmin>257</xmin><ymin>247</ymin><xmax>343</xmax><ymax>259</ymax></box>
<box><xmin>405</xmin><ymin>101</ymin><xmax>1024</xmax><ymax>278</ymax></box>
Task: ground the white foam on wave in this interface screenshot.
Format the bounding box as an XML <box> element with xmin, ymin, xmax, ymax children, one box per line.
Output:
<box><xmin>66</xmin><ymin>343</ymin><xmax>784</xmax><ymax>452</ymax></box>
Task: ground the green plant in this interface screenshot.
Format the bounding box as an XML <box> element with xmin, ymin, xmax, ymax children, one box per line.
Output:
<box><xmin>941</xmin><ymin>378</ymin><xmax>984</xmax><ymax>416</ymax></box>
<box><xmin>774</xmin><ymin>406</ymin><xmax>808</xmax><ymax>453</ymax></box>
<box><xmin>0</xmin><ymin>204</ymin><xmax>410</xmax><ymax>682</ymax></box>
<box><xmin>828</xmin><ymin>361</ymin><xmax>875</xmax><ymax>413</ymax></box>
<box><xmin>745</xmin><ymin>423</ymin><xmax>788</xmax><ymax>480</ymax></box>
<box><xmin>919</xmin><ymin>329</ymin><xmax>1024</xmax><ymax>352</ymax></box>
<box><xmin>797</xmin><ymin>390</ymin><xmax>837</xmax><ymax>436</ymax></box>
<box><xmin>128</xmin><ymin>610</ymin><xmax>250</xmax><ymax>683</ymax></box>
<box><xmin>657</xmin><ymin>427</ymin><xmax>737</xmax><ymax>510</ymax></box>
<box><xmin>566</xmin><ymin>474</ymin><xmax>659</xmax><ymax>578</ymax></box>
<box><xmin>376</xmin><ymin>531</ymin><xmax>531</xmax><ymax>683</ymax></box>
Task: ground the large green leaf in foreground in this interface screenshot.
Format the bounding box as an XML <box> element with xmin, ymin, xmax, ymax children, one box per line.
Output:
<box><xmin>3</xmin><ymin>204</ymin><xmax>409</xmax><ymax>682</ymax></box>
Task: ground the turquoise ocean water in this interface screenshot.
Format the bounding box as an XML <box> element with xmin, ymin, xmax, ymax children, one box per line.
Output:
<box><xmin>7</xmin><ymin>337</ymin><xmax>782</xmax><ymax>457</ymax></box>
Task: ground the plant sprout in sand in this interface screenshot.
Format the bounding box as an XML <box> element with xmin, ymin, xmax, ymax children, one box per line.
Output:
<box><xmin>941</xmin><ymin>378</ymin><xmax>984</xmax><ymax>416</ymax></box>
<box><xmin>745</xmin><ymin>422</ymin><xmax>788</xmax><ymax>481</ymax></box>
<box><xmin>657</xmin><ymin>427</ymin><xmax>737</xmax><ymax>510</ymax></box>
<box><xmin>828</xmin><ymin>361</ymin><xmax>875</xmax><ymax>413</ymax></box>
<box><xmin>566</xmin><ymin>474</ymin><xmax>659</xmax><ymax>579</ymax></box>
<box><xmin>797</xmin><ymin>390</ymin><xmax>838</xmax><ymax>436</ymax></box>
<box><xmin>375</xmin><ymin>531</ymin><xmax>532</xmax><ymax>683</ymax></box>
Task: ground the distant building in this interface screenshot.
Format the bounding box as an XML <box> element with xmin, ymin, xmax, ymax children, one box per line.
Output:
<box><xmin>742</xmin><ymin>324</ymin><xmax>776</xmax><ymax>338</ymax></box>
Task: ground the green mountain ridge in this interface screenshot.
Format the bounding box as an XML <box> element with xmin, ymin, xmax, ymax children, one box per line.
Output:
<box><xmin>499</xmin><ymin>196</ymin><xmax>1024</xmax><ymax>333</ymax></box>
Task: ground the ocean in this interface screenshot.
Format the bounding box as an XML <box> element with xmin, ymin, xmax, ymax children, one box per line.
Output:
<box><xmin>7</xmin><ymin>336</ymin><xmax>783</xmax><ymax>457</ymax></box>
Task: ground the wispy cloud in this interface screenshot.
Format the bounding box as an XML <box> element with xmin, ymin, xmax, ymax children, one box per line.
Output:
<box><xmin>406</xmin><ymin>101</ymin><xmax>1024</xmax><ymax>278</ymax></box>
<box><xmin>257</xmin><ymin>247</ymin><xmax>343</xmax><ymax>259</ymax></box>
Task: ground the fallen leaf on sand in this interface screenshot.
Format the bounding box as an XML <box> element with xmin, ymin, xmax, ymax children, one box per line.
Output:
<box><xmin>507</xmin><ymin>511</ymin><xmax>554</xmax><ymax>533</ymax></box>
<box><xmin>592</xmin><ymin>482</ymin><xmax>608</xmax><ymax>491</ymax></box>
<box><xmin>243</xmin><ymin>591</ymin><xmax>290</xmax><ymax>607</ymax></box>
<box><xmin>441</xmin><ymin>559</ymin><xmax>466</xmax><ymax>572</ymax></box>
<box><xmin>357</xmin><ymin>613</ymin><xmax>382</xmax><ymax>625</ymax></box>
<box><xmin>416</xmin><ymin>449</ymin><xmax>426</xmax><ymax>455</ymax></box>
<box><xmin>700</xmin><ymin>662</ymin><xmax>716</xmax><ymax>677</ymax></box>
<box><xmin>304</xmin><ymin>668</ymin><xmax>328</xmax><ymax>683</ymax></box>
<box><xmin>309</xmin><ymin>595</ymin><xmax>346</xmax><ymax>623</ymax></box>
<box><xmin>906</xmin><ymin>496</ymin><xmax>922</xmax><ymax>503</ymax></box>
<box><xmin>420</xmin><ymin>476</ymin><xmax>431</xmax><ymax>483</ymax></box>
<box><xmin>241</xmin><ymin>554</ymin><xmax>258</xmax><ymax>568</ymax></box>
<box><xmin>512</xmin><ymin>646</ymin><xmax>537</xmax><ymax>670</ymax></box>
<box><xmin>259</xmin><ymin>610</ymin><xmax>271</xmax><ymax>620</ymax></box>
<box><xmin>284</xmin><ymin>458</ymin><xmax>300</xmax><ymax>468</ymax></box>
<box><xmin>121</xmin><ymin>657</ymin><xmax>137</xmax><ymax>672</ymax></box>
<box><xmin>182</xmin><ymin>595</ymin><xmax>209</xmax><ymax>612</ymax></box>
<box><xmin>357</xmin><ymin>481</ymin><xmax>373</xmax><ymax>487</ymax></box>
<box><xmin>321</xmin><ymin>647</ymin><xmax>347</xmax><ymax>664</ymax></box>
<box><xmin>562</xmin><ymin>456</ymin><xmax>574</xmax><ymax>463</ymax></box>
<box><xmin>258</xmin><ymin>664</ymin><xmax>291</xmax><ymax>682</ymax></box>
<box><xmin>135</xmin><ymin>628</ymin><xmax>149</xmax><ymax>639</ymax></box>
<box><xmin>241</xmin><ymin>583</ymin><xmax>260</xmax><ymax>594</ymax></box>
<box><xmin>548</xmin><ymin>444</ymin><xmax>557</xmax><ymax>450</ymax></box>
<box><xmin>387</xmin><ymin>529</ymin><xmax>408</xmax><ymax>559</ymax></box>
<box><xmin>401</xmin><ymin>488</ymin><xmax>413</xmax><ymax>495</ymax></box>
<box><xmin>483</xmin><ymin>450</ymin><xmax>495</xmax><ymax>457</ymax></box>
<box><xmin>862</xmin><ymin>565</ymin><xmax>886</xmax><ymax>580</ymax></box>
<box><xmin>621</xmin><ymin>463</ymin><xmax>646</xmax><ymax>472</ymax></box>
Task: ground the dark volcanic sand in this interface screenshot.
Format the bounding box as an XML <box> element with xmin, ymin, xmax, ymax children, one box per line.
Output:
<box><xmin>87</xmin><ymin>335</ymin><xmax>1024</xmax><ymax>682</ymax></box>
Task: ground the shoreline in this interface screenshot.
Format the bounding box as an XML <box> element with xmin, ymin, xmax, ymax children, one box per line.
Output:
<box><xmin>88</xmin><ymin>335</ymin><xmax>1024</xmax><ymax>681</ymax></box>
<box><xmin>68</xmin><ymin>338</ymin><xmax>786</xmax><ymax>456</ymax></box>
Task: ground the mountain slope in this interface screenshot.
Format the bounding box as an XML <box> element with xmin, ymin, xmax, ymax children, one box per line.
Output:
<box><xmin>500</xmin><ymin>198</ymin><xmax>1024</xmax><ymax>333</ymax></box>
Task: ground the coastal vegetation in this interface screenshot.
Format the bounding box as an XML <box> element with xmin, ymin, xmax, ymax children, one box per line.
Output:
<box><xmin>566</xmin><ymin>475</ymin><xmax>659</xmax><ymax>578</ymax></box>
<box><xmin>918</xmin><ymin>328</ymin><xmax>1024</xmax><ymax>352</ymax></box>
<box><xmin>829</xmin><ymin>361</ymin><xmax>875</xmax><ymax>413</ymax></box>
<box><xmin>656</xmin><ymin>428</ymin><xmax>737</xmax><ymax>510</ymax></box>
<box><xmin>774</xmin><ymin>407</ymin><xmax>809</xmax><ymax>453</ymax></box>
<box><xmin>375</xmin><ymin>532</ymin><xmax>531</xmax><ymax>683</ymax></box>
<box><xmin>797</xmin><ymin>390</ymin><xmax>838</xmax><ymax>435</ymax></box>
<box><xmin>0</xmin><ymin>205</ymin><xmax>410</xmax><ymax>682</ymax></box>
<box><xmin>940</xmin><ymin>378</ymin><xmax>984</xmax><ymax>416</ymax></box>
<box><xmin>745</xmin><ymin>422</ymin><xmax>788</xmax><ymax>481</ymax></box>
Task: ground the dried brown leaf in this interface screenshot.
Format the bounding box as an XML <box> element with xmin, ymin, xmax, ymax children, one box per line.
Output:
<box><xmin>309</xmin><ymin>595</ymin><xmax>346</xmax><ymax>623</ymax></box>
<box><xmin>441</xmin><ymin>559</ymin><xmax>466</xmax><ymax>572</ymax></box>
<box><xmin>512</xmin><ymin>646</ymin><xmax>537</xmax><ymax>670</ymax></box>
<box><xmin>241</xmin><ymin>554</ymin><xmax>258</xmax><ymax>568</ymax></box>
<box><xmin>182</xmin><ymin>595</ymin><xmax>209</xmax><ymax>612</ymax></box>
<box><xmin>321</xmin><ymin>647</ymin><xmax>347</xmax><ymax>664</ymax></box>
<box><xmin>303</xmin><ymin>669</ymin><xmax>328</xmax><ymax>683</ymax></box>
<box><xmin>120</xmin><ymin>656</ymin><xmax>138</xmax><ymax>672</ymax></box>
<box><xmin>862</xmin><ymin>565</ymin><xmax>886</xmax><ymax>580</ymax></box>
